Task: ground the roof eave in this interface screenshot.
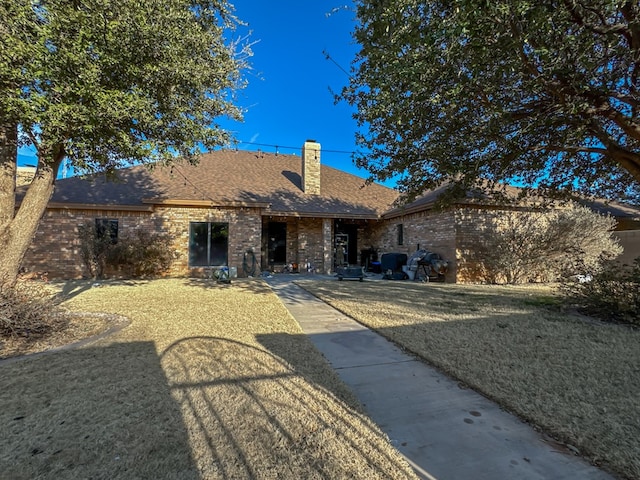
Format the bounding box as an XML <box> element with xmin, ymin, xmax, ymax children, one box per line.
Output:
<box><xmin>44</xmin><ymin>202</ymin><xmax>154</xmax><ymax>212</ymax></box>
<box><xmin>142</xmin><ymin>198</ymin><xmax>272</xmax><ymax>209</ymax></box>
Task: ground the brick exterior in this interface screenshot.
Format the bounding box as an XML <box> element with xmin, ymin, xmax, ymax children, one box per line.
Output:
<box><xmin>23</xmin><ymin>206</ymin><xmax>352</xmax><ymax>279</ymax></box>
<box><xmin>371</xmin><ymin>210</ymin><xmax>457</xmax><ymax>282</ymax></box>
<box><xmin>22</xmin><ymin>204</ymin><xmax>466</xmax><ymax>281</ymax></box>
<box><xmin>23</xmin><ymin>208</ymin><xmax>156</xmax><ymax>279</ymax></box>
<box><xmin>27</xmin><ymin>201</ymin><xmax>624</xmax><ymax>284</ymax></box>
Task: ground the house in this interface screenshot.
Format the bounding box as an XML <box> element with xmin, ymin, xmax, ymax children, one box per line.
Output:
<box><xmin>20</xmin><ymin>139</ymin><xmax>640</xmax><ymax>282</ymax></box>
<box><xmin>21</xmin><ymin>141</ymin><xmax>398</xmax><ymax>279</ymax></box>
<box><xmin>371</xmin><ymin>184</ymin><xmax>640</xmax><ymax>282</ymax></box>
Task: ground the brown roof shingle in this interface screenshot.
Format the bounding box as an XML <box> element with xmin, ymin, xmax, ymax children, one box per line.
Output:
<box><xmin>48</xmin><ymin>149</ymin><xmax>399</xmax><ymax>218</ymax></box>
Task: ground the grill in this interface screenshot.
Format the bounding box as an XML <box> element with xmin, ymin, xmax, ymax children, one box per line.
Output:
<box><xmin>408</xmin><ymin>250</ymin><xmax>449</xmax><ymax>282</ymax></box>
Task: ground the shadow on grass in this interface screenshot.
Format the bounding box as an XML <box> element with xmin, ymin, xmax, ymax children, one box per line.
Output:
<box><xmin>181</xmin><ymin>277</ymin><xmax>275</xmax><ymax>295</ymax></box>
<box><xmin>0</xmin><ymin>342</ymin><xmax>198</xmax><ymax>480</ymax></box>
<box><xmin>160</xmin><ymin>336</ymin><xmax>416</xmax><ymax>479</ymax></box>
<box><xmin>288</xmin><ymin>279</ymin><xmax>638</xmax><ymax>480</ymax></box>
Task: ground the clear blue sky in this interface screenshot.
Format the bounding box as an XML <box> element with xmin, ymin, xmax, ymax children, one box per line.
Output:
<box><xmin>220</xmin><ymin>1</ymin><xmax>367</xmax><ymax>176</ymax></box>
<box><xmin>19</xmin><ymin>2</ymin><xmax>373</xmax><ymax>182</ymax></box>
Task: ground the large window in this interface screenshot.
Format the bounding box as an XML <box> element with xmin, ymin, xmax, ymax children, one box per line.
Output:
<box><xmin>189</xmin><ymin>222</ymin><xmax>229</xmax><ymax>266</ymax></box>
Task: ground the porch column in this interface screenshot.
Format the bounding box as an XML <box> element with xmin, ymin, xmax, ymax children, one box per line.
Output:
<box><xmin>322</xmin><ymin>218</ymin><xmax>332</xmax><ymax>274</ymax></box>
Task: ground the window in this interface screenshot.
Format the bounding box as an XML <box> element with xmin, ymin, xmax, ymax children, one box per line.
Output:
<box><xmin>189</xmin><ymin>222</ymin><xmax>228</xmax><ymax>266</ymax></box>
<box><xmin>95</xmin><ymin>219</ymin><xmax>118</xmax><ymax>243</ymax></box>
<box><xmin>397</xmin><ymin>223</ymin><xmax>404</xmax><ymax>246</ymax></box>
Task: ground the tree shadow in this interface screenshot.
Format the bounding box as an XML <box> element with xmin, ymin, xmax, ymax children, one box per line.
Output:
<box><xmin>180</xmin><ymin>277</ymin><xmax>274</xmax><ymax>295</ymax></box>
<box><xmin>0</xmin><ymin>342</ymin><xmax>198</xmax><ymax>480</ymax></box>
<box><xmin>161</xmin><ymin>336</ymin><xmax>417</xmax><ymax>479</ymax></box>
<box><xmin>50</xmin><ymin>279</ymin><xmax>147</xmax><ymax>304</ymax></box>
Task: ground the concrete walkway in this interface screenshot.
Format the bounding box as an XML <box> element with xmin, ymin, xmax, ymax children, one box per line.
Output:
<box><xmin>266</xmin><ymin>276</ymin><xmax>616</xmax><ymax>480</ymax></box>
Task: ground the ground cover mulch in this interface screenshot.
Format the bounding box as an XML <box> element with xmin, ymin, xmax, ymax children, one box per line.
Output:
<box><xmin>0</xmin><ymin>278</ymin><xmax>417</xmax><ymax>480</ymax></box>
<box><xmin>297</xmin><ymin>279</ymin><xmax>640</xmax><ymax>480</ymax></box>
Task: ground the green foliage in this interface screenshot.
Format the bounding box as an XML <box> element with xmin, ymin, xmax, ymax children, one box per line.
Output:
<box><xmin>0</xmin><ymin>281</ymin><xmax>67</xmax><ymax>339</ymax></box>
<box><xmin>0</xmin><ymin>0</ymin><xmax>251</xmax><ymax>174</ymax></box>
<box><xmin>562</xmin><ymin>258</ymin><xmax>640</xmax><ymax>325</ymax></box>
<box><xmin>78</xmin><ymin>222</ymin><xmax>175</xmax><ymax>279</ymax></box>
<box><xmin>465</xmin><ymin>204</ymin><xmax>622</xmax><ymax>284</ymax></box>
<box><xmin>342</xmin><ymin>1</ymin><xmax>640</xmax><ymax>203</ymax></box>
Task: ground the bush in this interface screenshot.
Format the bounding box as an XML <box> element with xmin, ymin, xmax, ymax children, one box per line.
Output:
<box><xmin>561</xmin><ymin>258</ymin><xmax>640</xmax><ymax>326</ymax></box>
<box><xmin>78</xmin><ymin>222</ymin><xmax>175</xmax><ymax>279</ymax></box>
<box><xmin>106</xmin><ymin>229</ymin><xmax>176</xmax><ymax>277</ymax></box>
<box><xmin>468</xmin><ymin>204</ymin><xmax>622</xmax><ymax>284</ymax></box>
<box><xmin>0</xmin><ymin>281</ymin><xmax>68</xmax><ymax>339</ymax></box>
<box><xmin>78</xmin><ymin>222</ymin><xmax>113</xmax><ymax>279</ymax></box>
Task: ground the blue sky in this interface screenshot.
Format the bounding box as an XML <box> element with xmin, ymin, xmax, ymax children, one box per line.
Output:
<box><xmin>19</xmin><ymin>2</ymin><xmax>373</xmax><ymax>182</ymax></box>
<box><xmin>220</xmin><ymin>1</ymin><xmax>367</xmax><ymax>176</ymax></box>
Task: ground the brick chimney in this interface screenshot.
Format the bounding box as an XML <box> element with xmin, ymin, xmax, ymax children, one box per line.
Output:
<box><xmin>301</xmin><ymin>140</ymin><xmax>321</xmax><ymax>195</ymax></box>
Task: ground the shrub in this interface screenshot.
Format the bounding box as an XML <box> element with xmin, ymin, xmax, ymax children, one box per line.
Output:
<box><xmin>78</xmin><ymin>222</ymin><xmax>175</xmax><ymax>279</ymax></box>
<box><xmin>468</xmin><ymin>204</ymin><xmax>622</xmax><ymax>284</ymax></box>
<box><xmin>0</xmin><ymin>281</ymin><xmax>68</xmax><ymax>339</ymax></box>
<box><xmin>78</xmin><ymin>221</ymin><xmax>113</xmax><ymax>279</ymax></box>
<box><xmin>561</xmin><ymin>258</ymin><xmax>640</xmax><ymax>326</ymax></box>
<box><xmin>106</xmin><ymin>229</ymin><xmax>176</xmax><ymax>277</ymax></box>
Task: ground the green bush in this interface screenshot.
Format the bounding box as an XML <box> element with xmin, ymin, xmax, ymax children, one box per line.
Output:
<box><xmin>561</xmin><ymin>258</ymin><xmax>640</xmax><ymax>326</ymax></box>
<box><xmin>0</xmin><ymin>281</ymin><xmax>67</xmax><ymax>339</ymax></box>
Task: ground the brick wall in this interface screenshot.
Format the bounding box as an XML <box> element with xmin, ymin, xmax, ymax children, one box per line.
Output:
<box><xmin>156</xmin><ymin>205</ymin><xmax>262</xmax><ymax>278</ymax></box>
<box><xmin>369</xmin><ymin>211</ymin><xmax>457</xmax><ymax>281</ymax></box>
<box><xmin>614</xmin><ymin>230</ymin><xmax>640</xmax><ymax>267</ymax></box>
<box><xmin>23</xmin><ymin>208</ymin><xmax>156</xmax><ymax>279</ymax></box>
<box><xmin>296</xmin><ymin>217</ymin><xmax>325</xmax><ymax>272</ymax></box>
<box><xmin>23</xmin><ymin>205</ymin><xmax>264</xmax><ymax>279</ymax></box>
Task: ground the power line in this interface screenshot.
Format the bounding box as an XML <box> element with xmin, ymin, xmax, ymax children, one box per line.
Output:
<box><xmin>323</xmin><ymin>49</ymin><xmax>352</xmax><ymax>78</ymax></box>
<box><xmin>234</xmin><ymin>140</ymin><xmax>358</xmax><ymax>156</ymax></box>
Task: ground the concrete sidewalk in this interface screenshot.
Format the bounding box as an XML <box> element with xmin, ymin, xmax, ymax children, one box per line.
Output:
<box><xmin>266</xmin><ymin>276</ymin><xmax>615</xmax><ymax>480</ymax></box>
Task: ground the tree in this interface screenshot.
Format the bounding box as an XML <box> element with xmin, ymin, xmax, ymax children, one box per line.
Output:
<box><xmin>341</xmin><ymin>1</ymin><xmax>640</xmax><ymax>204</ymax></box>
<box><xmin>0</xmin><ymin>0</ymin><xmax>250</xmax><ymax>285</ymax></box>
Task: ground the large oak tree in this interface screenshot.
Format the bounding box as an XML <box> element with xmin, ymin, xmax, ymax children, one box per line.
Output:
<box><xmin>0</xmin><ymin>0</ymin><xmax>250</xmax><ymax>285</ymax></box>
<box><xmin>341</xmin><ymin>1</ymin><xmax>640</xmax><ymax>203</ymax></box>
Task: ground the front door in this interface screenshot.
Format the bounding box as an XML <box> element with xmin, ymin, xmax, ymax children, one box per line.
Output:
<box><xmin>334</xmin><ymin>221</ymin><xmax>358</xmax><ymax>267</ymax></box>
<box><xmin>265</xmin><ymin>221</ymin><xmax>287</xmax><ymax>270</ymax></box>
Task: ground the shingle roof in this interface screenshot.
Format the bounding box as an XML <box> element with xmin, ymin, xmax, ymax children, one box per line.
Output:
<box><xmin>47</xmin><ymin>149</ymin><xmax>399</xmax><ymax>218</ymax></box>
<box><xmin>383</xmin><ymin>182</ymin><xmax>640</xmax><ymax>220</ymax></box>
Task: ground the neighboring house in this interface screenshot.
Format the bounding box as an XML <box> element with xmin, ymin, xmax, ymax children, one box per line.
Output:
<box><xmin>16</xmin><ymin>166</ymin><xmax>36</xmax><ymax>187</ymax></box>
<box><xmin>372</xmin><ymin>185</ymin><xmax>640</xmax><ymax>282</ymax></box>
<box><xmin>19</xmin><ymin>139</ymin><xmax>640</xmax><ymax>282</ymax></box>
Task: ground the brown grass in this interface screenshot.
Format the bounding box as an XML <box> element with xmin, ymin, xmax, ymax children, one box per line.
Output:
<box><xmin>297</xmin><ymin>278</ymin><xmax>640</xmax><ymax>480</ymax></box>
<box><xmin>0</xmin><ymin>278</ymin><xmax>417</xmax><ymax>480</ymax></box>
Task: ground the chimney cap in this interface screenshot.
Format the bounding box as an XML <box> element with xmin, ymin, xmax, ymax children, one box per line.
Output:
<box><xmin>305</xmin><ymin>139</ymin><xmax>317</xmax><ymax>143</ymax></box>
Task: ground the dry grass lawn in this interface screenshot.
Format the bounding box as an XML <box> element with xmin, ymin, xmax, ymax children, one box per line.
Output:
<box><xmin>0</xmin><ymin>278</ymin><xmax>417</xmax><ymax>480</ymax></box>
<box><xmin>297</xmin><ymin>278</ymin><xmax>640</xmax><ymax>480</ymax></box>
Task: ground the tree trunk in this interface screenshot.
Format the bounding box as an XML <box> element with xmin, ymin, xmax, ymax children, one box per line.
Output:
<box><xmin>0</xmin><ymin>123</ymin><xmax>17</xmax><ymax>232</ymax></box>
<box><xmin>0</xmin><ymin>139</ymin><xmax>63</xmax><ymax>286</ymax></box>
